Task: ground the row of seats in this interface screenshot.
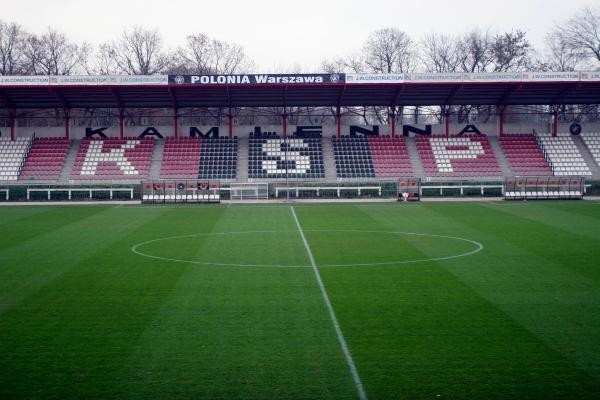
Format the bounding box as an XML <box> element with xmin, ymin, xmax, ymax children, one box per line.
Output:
<box><xmin>505</xmin><ymin>190</ymin><xmax>582</xmax><ymax>199</ymax></box>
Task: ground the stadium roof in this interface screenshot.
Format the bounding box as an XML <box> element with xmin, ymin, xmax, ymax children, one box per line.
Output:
<box><xmin>0</xmin><ymin>72</ymin><xmax>599</xmax><ymax>109</ymax></box>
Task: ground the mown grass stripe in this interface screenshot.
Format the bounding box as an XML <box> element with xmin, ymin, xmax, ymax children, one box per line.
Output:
<box><xmin>291</xmin><ymin>206</ymin><xmax>367</xmax><ymax>400</ymax></box>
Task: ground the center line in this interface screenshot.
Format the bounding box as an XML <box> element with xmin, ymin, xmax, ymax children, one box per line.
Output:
<box><xmin>290</xmin><ymin>206</ymin><xmax>367</xmax><ymax>400</ymax></box>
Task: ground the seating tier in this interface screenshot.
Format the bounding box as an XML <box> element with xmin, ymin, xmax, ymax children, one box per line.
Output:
<box><xmin>160</xmin><ymin>137</ymin><xmax>202</xmax><ymax>179</ymax></box>
<box><xmin>537</xmin><ymin>134</ymin><xmax>591</xmax><ymax>176</ymax></box>
<box><xmin>416</xmin><ymin>135</ymin><xmax>502</xmax><ymax>178</ymax></box>
<box><xmin>199</xmin><ymin>137</ymin><xmax>238</xmax><ymax>180</ymax></box>
<box><xmin>368</xmin><ymin>136</ymin><xmax>414</xmax><ymax>177</ymax></box>
<box><xmin>0</xmin><ymin>137</ymin><xmax>31</xmax><ymax>181</ymax></box>
<box><xmin>249</xmin><ymin>134</ymin><xmax>324</xmax><ymax>180</ymax></box>
<box><xmin>71</xmin><ymin>137</ymin><xmax>154</xmax><ymax>181</ymax></box>
<box><xmin>333</xmin><ymin>136</ymin><xmax>375</xmax><ymax>179</ymax></box>
<box><xmin>19</xmin><ymin>138</ymin><xmax>70</xmax><ymax>181</ymax></box>
<box><xmin>499</xmin><ymin>134</ymin><xmax>552</xmax><ymax>176</ymax></box>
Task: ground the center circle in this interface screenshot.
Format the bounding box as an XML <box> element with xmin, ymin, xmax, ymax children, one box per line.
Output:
<box><xmin>131</xmin><ymin>230</ymin><xmax>483</xmax><ymax>268</ymax></box>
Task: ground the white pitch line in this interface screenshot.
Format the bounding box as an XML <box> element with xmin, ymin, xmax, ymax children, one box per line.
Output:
<box><xmin>290</xmin><ymin>206</ymin><xmax>368</xmax><ymax>400</ymax></box>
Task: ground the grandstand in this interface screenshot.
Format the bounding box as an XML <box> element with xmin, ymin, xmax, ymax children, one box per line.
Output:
<box><xmin>0</xmin><ymin>72</ymin><xmax>599</xmax><ymax>198</ymax></box>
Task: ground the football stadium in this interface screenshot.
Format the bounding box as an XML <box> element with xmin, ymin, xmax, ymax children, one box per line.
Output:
<box><xmin>2</xmin><ymin>3</ymin><xmax>600</xmax><ymax>399</ymax></box>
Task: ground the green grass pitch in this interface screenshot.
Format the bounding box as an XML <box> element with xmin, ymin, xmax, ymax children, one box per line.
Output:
<box><xmin>1</xmin><ymin>201</ymin><xmax>599</xmax><ymax>399</ymax></box>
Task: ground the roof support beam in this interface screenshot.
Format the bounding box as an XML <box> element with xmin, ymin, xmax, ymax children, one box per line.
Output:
<box><xmin>392</xmin><ymin>84</ymin><xmax>404</xmax><ymax>107</ymax></box>
<box><xmin>550</xmin><ymin>83</ymin><xmax>580</xmax><ymax>105</ymax></box>
<box><xmin>108</xmin><ymin>86</ymin><xmax>124</xmax><ymax>109</ymax></box>
<box><xmin>50</xmin><ymin>87</ymin><xmax>69</xmax><ymax>109</ymax></box>
<box><xmin>444</xmin><ymin>84</ymin><xmax>463</xmax><ymax>106</ymax></box>
<box><xmin>0</xmin><ymin>89</ymin><xmax>15</xmax><ymax>109</ymax></box>
<box><xmin>168</xmin><ymin>87</ymin><xmax>179</xmax><ymax>138</ymax></box>
<box><xmin>108</xmin><ymin>87</ymin><xmax>126</xmax><ymax>138</ymax></box>
<box><xmin>497</xmin><ymin>84</ymin><xmax>520</xmax><ymax>106</ymax></box>
<box><xmin>337</xmin><ymin>84</ymin><xmax>346</xmax><ymax>109</ymax></box>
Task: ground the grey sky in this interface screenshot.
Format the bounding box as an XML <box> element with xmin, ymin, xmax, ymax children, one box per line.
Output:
<box><xmin>3</xmin><ymin>0</ymin><xmax>594</xmax><ymax>72</ymax></box>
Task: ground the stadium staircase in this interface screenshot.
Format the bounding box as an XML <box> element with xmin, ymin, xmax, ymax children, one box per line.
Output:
<box><xmin>321</xmin><ymin>136</ymin><xmax>338</xmax><ymax>181</ymax></box>
<box><xmin>149</xmin><ymin>139</ymin><xmax>164</xmax><ymax>180</ymax></box>
<box><xmin>236</xmin><ymin>137</ymin><xmax>249</xmax><ymax>182</ymax></box>
<box><xmin>488</xmin><ymin>136</ymin><xmax>513</xmax><ymax>177</ymax></box>
<box><xmin>405</xmin><ymin>137</ymin><xmax>426</xmax><ymax>179</ymax></box>
<box><xmin>58</xmin><ymin>140</ymin><xmax>79</xmax><ymax>183</ymax></box>
<box><xmin>573</xmin><ymin>134</ymin><xmax>600</xmax><ymax>177</ymax></box>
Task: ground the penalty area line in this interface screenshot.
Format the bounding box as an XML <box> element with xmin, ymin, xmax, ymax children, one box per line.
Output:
<box><xmin>290</xmin><ymin>206</ymin><xmax>368</xmax><ymax>400</ymax></box>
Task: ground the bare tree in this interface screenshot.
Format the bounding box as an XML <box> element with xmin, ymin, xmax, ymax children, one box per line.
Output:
<box><xmin>363</xmin><ymin>28</ymin><xmax>415</xmax><ymax>73</ymax></box>
<box><xmin>457</xmin><ymin>29</ymin><xmax>495</xmax><ymax>72</ymax></box>
<box><xmin>538</xmin><ymin>30</ymin><xmax>587</xmax><ymax>71</ymax></box>
<box><xmin>0</xmin><ymin>20</ymin><xmax>27</xmax><ymax>75</ymax></box>
<box><xmin>102</xmin><ymin>26</ymin><xmax>172</xmax><ymax>75</ymax></box>
<box><xmin>421</xmin><ymin>33</ymin><xmax>462</xmax><ymax>73</ymax></box>
<box><xmin>491</xmin><ymin>30</ymin><xmax>531</xmax><ymax>72</ymax></box>
<box><xmin>21</xmin><ymin>28</ymin><xmax>88</xmax><ymax>75</ymax></box>
<box><xmin>172</xmin><ymin>33</ymin><xmax>254</xmax><ymax>74</ymax></box>
<box><xmin>321</xmin><ymin>54</ymin><xmax>364</xmax><ymax>74</ymax></box>
<box><xmin>552</xmin><ymin>6</ymin><xmax>600</xmax><ymax>65</ymax></box>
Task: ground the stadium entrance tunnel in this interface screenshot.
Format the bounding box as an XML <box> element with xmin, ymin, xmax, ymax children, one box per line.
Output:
<box><xmin>131</xmin><ymin>230</ymin><xmax>483</xmax><ymax>268</ymax></box>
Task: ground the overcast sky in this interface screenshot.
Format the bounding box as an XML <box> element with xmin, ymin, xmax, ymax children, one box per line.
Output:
<box><xmin>3</xmin><ymin>0</ymin><xmax>595</xmax><ymax>72</ymax></box>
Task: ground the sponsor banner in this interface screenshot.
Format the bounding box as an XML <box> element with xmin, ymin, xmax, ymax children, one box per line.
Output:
<box><xmin>168</xmin><ymin>74</ymin><xmax>343</xmax><ymax>85</ymax></box>
<box><xmin>0</xmin><ymin>75</ymin><xmax>49</xmax><ymax>85</ymax></box>
<box><xmin>464</xmin><ymin>72</ymin><xmax>523</xmax><ymax>82</ymax></box>
<box><xmin>405</xmin><ymin>73</ymin><xmax>464</xmax><ymax>82</ymax></box>
<box><xmin>345</xmin><ymin>73</ymin><xmax>404</xmax><ymax>83</ymax></box>
<box><xmin>522</xmin><ymin>72</ymin><xmax>580</xmax><ymax>81</ymax></box>
<box><xmin>115</xmin><ymin>75</ymin><xmax>168</xmax><ymax>85</ymax></box>
<box><xmin>579</xmin><ymin>71</ymin><xmax>600</xmax><ymax>81</ymax></box>
<box><xmin>49</xmin><ymin>75</ymin><xmax>168</xmax><ymax>85</ymax></box>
